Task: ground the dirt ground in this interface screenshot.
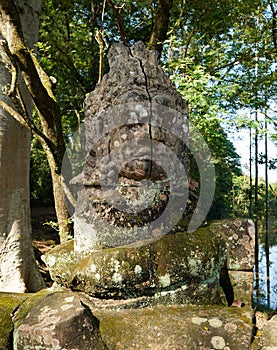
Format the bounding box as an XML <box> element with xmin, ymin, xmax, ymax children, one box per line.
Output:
<box><xmin>31</xmin><ymin>206</ymin><xmax>60</xmax><ymax>287</ymax></box>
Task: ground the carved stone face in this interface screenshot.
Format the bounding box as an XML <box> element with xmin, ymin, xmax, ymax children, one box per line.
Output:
<box><xmin>73</xmin><ymin>42</ymin><xmax>192</xmax><ymax>252</ymax></box>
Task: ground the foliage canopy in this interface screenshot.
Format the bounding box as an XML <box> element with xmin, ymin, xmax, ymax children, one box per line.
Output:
<box><xmin>31</xmin><ymin>0</ymin><xmax>276</xmax><ymax>220</ymax></box>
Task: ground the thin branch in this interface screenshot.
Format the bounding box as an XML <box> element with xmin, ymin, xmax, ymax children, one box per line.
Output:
<box><xmin>183</xmin><ymin>26</ymin><xmax>196</xmax><ymax>60</ymax></box>
<box><xmin>0</xmin><ymin>38</ymin><xmax>18</xmax><ymax>95</ymax></box>
<box><xmin>95</xmin><ymin>28</ymin><xmax>107</xmax><ymax>83</ymax></box>
<box><xmin>55</xmin><ymin>55</ymin><xmax>88</xmax><ymax>93</ymax></box>
<box><xmin>0</xmin><ymin>98</ymin><xmax>55</xmax><ymax>152</ymax></box>
<box><xmin>269</xmin><ymin>184</ymin><xmax>277</xmax><ymax>199</ymax></box>
<box><xmin>167</xmin><ymin>0</ymin><xmax>187</xmax><ymax>36</ymax></box>
<box><xmin>0</xmin><ymin>36</ymin><xmax>57</xmax><ymax>153</ymax></box>
<box><xmin>108</xmin><ymin>0</ymin><xmax>129</xmax><ymax>46</ymax></box>
<box><xmin>101</xmin><ymin>0</ymin><xmax>106</xmax><ymax>23</ymax></box>
<box><xmin>0</xmin><ymin>99</ymin><xmax>29</xmax><ymax>129</ymax></box>
<box><xmin>270</xmin><ymin>1</ymin><xmax>277</xmax><ymax>55</ymax></box>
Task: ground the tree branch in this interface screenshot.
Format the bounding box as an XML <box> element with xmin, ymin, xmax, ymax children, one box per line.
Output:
<box><xmin>270</xmin><ymin>1</ymin><xmax>277</xmax><ymax>55</ymax></box>
<box><xmin>108</xmin><ymin>0</ymin><xmax>129</xmax><ymax>46</ymax></box>
<box><xmin>0</xmin><ymin>99</ymin><xmax>29</xmax><ymax>129</ymax></box>
<box><xmin>0</xmin><ymin>97</ymin><xmax>55</xmax><ymax>154</ymax></box>
<box><xmin>95</xmin><ymin>28</ymin><xmax>107</xmax><ymax>83</ymax></box>
<box><xmin>0</xmin><ymin>38</ymin><xmax>18</xmax><ymax>95</ymax></box>
<box><xmin>269</xmin><ymin>184</ymin><xmax>277</xmax><ymax>199</ymax></box>
<box><xmin>0</xmin><ymin>1</ymin><xmax>58</xmax><ymax>123</ymax></box>
<box><xmin>167</xmin><ymin>0</ymin><xmax>186</xmax><ymax>36</ymax></box>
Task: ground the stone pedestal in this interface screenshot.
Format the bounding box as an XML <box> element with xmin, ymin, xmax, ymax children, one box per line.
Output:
<box><xmin>44</xmin><ymin>219</ymin><xmax>255</xmax><ymax>308</ymax></box>
<box><xmin>44</xmin><ymin>227</ymin><xmax>226</xmax><ymax>304</ymax></box>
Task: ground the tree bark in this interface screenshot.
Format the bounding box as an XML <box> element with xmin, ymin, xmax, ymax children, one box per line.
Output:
<box><xmin>0</xmin><ymin>0</ymin><xmax>72</xmax><ymax>242</ymax></box>
<box><xmin>0</xmin><ymin>0</ymin><xmax>44</xmax><ymax>292</ymax></box>
<box><xmin>148</xmin><ymin>0</ymin><xmax>174</xmax><ymax>55</ymax></box>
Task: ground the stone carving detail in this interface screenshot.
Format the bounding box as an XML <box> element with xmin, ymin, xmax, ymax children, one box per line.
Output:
<box><xmin>73</xmin><ymin>42</ymin><xmax>192</xmax><ymax>252</ymax></box>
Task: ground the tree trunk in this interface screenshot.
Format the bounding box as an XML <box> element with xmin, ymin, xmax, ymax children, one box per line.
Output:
<box><xmin>0</xmin><ymin>0</ymin><xmax>72</xmax><ymax>242</ymax></box>
<box><xmin>249</xmin><ymin>115</ymin><xmax>253</xmax><ymax>218</ymax></box>
<box><xmin>0</xmin><ymin>0</ymin><xmax>45</xmax><ymax>292</ymax></box>
<box><xmin>148</xmin><ymin>0</ymin><xmax>174</xmax><ymax>55</ymax></box>
<box><xmin>43</xmin><ymin>143</ymin><xmax>73</xmax><ymax>242</ymax></box>
<box><xmin>264</xmin><ymin>115</ymin><xmax>270</xmax><ymax>306</ymax></box>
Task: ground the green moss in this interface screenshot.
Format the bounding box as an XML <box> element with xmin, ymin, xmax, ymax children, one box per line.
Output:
<box><xmin>0</xmin><ymin>293</ymin><xmax>29</xmax><ymax>349</ymax></box>
<box><xmin>12</xmin><ymin>289</ymin><xmax>50</xmax><ymax>328</ymax></box>
<box><xmin>0</xmin><ymin>293</ymin><xmax>28</xmax><ymax>311</ymax></box>
<box><xmin>45</xmin><ymin>226</ymin><xmax>227</xmax><ymax>301</ymax></box>
<box><xmin>94</xmin><ymin>304</ymin><xmax>253</xmax><ymax>349</ymax></box>
<box><xmin>0</xmin><ymin>307</ymin><xmax>13</xmax><ymax>349</ymax></box>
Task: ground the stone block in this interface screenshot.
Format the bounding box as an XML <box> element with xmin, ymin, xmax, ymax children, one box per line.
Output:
<box><xmin>260</xmin><ymin>315</ymin><xmax>277</xmax><ymax>348</ymax></box>
<box><xmin>93</xmin><ymin>304</ymin><xmax>253</xmax><ymax>350</ymax></box>
<box><xmin>228</xmin><ymin>270</ymin><xmax>254</xmax><ymax>306</ymax></box>
<box><xmin>210</xmin><ymin>218</ymin><xmax>255</xmax><ymax>271</ymax></box>
<box><xmin>44</xmin><ymin>228</ymin><xmax>226</xmax><ymax>304</ymax></box>
<box><xmin>13</xmin><ymin>290</ymin><xmax>107</xmax><ymax>350</ymax></box>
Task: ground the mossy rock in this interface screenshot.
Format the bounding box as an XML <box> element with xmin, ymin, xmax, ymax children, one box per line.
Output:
<box><xmin>0</xmin><ymin>293</ymin><xmax>28</xmax><ymax>349</ymax></box>
<box><xmin>13</xmin><ymin>290</ymin><xmax>107</xmax><ymax>350</ymax></box>
<box><xmin>42</xmin><ymin>240</ymin><xmax>76</xmax><ymax>287</ymax></box>
<box><xmin>209</xmin><ymin>218</ymin><xmax>255</xmax><ymax>271</ymax></box>
<box><xmin>93</xmin><ymin>304</ymin><xmax>254</xmax><ymax>349</ymax></box>
<box><xmin>44</xmin><ymin>228</ymin><xmax>226</xmax><ymax>303</ymax></box>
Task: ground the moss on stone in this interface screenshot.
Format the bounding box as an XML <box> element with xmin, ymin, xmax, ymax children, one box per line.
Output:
<box><xmin>45</xmin><ymin>227</ymin><xmax>227</xmax><ymax>302</ymax></box>
<box><xmin>94</xmin><ymin>304</ymin><xmax>253</xmax><ymax>349</ymax></box>
<box><xmin>0</xmin><ymin>293</ymin><xmax>29</xmax><ymax>349</ymax></box>
<box><xmin>0</xmin><ymin>292</ymin><xmax>28</xmax><ymax>310</ymax></box>
<box><xmin>12</xmin><ymin>289</ymin><xmax>50</xmax><ymax>329</ymax></box>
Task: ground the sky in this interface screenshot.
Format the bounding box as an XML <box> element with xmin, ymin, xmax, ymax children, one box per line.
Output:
<box><xmin>232</xmin><ymin>128</ymin><xmax>277</xmax><ymax>184</ymax></box>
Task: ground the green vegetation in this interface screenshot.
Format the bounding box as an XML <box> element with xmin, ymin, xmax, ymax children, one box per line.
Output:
<box><xmin>29</xmin><ymin>0</ymin><xmax>276</xmax><ymax>226</ymax></box>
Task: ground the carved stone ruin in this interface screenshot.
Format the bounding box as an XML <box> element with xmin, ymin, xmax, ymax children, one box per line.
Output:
<box><xmin>73</xmin><ymin>41</ymin><xmax>194</xmax><ymax>253</ymax></box>
<box><xmin>42</xmin><ymin>45</ymin><xmax>257</xmax><ymax>343</ymax></box>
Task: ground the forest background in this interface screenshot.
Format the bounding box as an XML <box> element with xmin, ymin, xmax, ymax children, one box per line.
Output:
<box><xmin>0</xmin><ymin>0</ymin><xmax>275</xmax><ymax>241</ymax></box>
<box><xmin>29</xmin><ymin>0</ymin><xmax>277</xmax><ymax>234</ymax></box>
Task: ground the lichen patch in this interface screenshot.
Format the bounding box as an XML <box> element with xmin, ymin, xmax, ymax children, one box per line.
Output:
<box><xmin>208</xmin><ymin>318</ymin><xmax>223</xmax><ymax>328</ymax></box>
<box><xmin>134</xmin><ymin>265</ymin><xmax>142</xmax><ymax>275</ymax></box>
<box><xmin>158</xmin><ymin>273</ymin><xmax>171</xmax><ymax>288</ymax></box>
<box><xmin>192</xmin><ymin>316</ymin><xmax>208</xmax><ymax>325</ymax></box>
<box><xmin>112</xmin><ymin>272</ymin><xmax>123</xmax><ymax>284</ymax></box>
<box><xmin>211</xmin><ymin>335</ymin><xmax>226</xmax><ymax>349</ymax></box>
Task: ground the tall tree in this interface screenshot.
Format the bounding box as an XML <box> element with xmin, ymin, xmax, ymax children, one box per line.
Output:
<box><xmin>0</xmin><ymin>0</ymin><xmax>44</xmax><ymax>292</ymax></box>
<box><xmin>0</xmin><ymin>0</ymin><xmax>72</xmax><ymax>242</ymax></box>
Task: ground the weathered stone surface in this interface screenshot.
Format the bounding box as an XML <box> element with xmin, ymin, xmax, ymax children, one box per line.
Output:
<box><xmin>13</xmin><ymin>290</ymin><xmax>107</xmax><ymax>350</ymax></box>
<box><xmin>228</xmin><ymin>270</ymin><xmax>254</xmax><ymax>306</ymax></box>
<box><xmin>43</xmin><ymin>240</ymin><xmax>75</xmax><ymax>288</ymax></box>
<box><xmin>251</xmin><ymin>314</ymin><xmax>277</xmax><ymax>350</ymax></box>
<box><xmin>44</xmin><ymin>219</ymin><xmax>256</xmax><ymax>308</ymax></box>
<box><xmin>209</xmin><ymin>219</ymin><xmax>255</xmax><ymax>307</ymax></box>
<box><xmin>72</xmin><ymin>41</ymin><xmax>192</xmax><ymax>252</ymax></box>
<box><xmin>44</xmin><ymin>228</ymin><xmax>226</xmax><ymax>303</ymax></box>
<box><xmin>93</xmin><ymin>304</ymin><xmax>253</xmax><ymax>350</ymax></box>
<box><xmin>0</xmin><ymin>293</ymin><xmax>28</xmax><ymax>349</ymax></box>
<box><xmin>210</xmin><ymin>218</ymin><xmax>255</xmax><ymax>271</ymax></box>
<box><xmin>258</xmin><ymin>314</ymin><xmax>277</xmax><ymax>349</ymax></box>
<box><xmin>3</xmin><ymin>290</ymin><xmax>277</xmax><ymax>349</ymax></box>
